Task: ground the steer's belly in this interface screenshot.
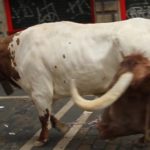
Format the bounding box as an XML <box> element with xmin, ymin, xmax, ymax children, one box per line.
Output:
<box><xmin>52</xmin><ymin>66</ymin><xmax>115</xmax><ymax>98</ymax></box>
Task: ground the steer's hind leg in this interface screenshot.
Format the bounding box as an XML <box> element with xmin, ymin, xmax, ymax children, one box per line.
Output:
<box><xmin>50</xmin><ymin>115</ymin><xmax>70</xmax><ymax>133</ymax></box>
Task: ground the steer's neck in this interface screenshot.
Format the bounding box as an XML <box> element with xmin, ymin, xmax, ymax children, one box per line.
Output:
<box><xmin>0</xmin><ymin>35</ymin><xmax>20</xmax><ymax>81</ymax></box>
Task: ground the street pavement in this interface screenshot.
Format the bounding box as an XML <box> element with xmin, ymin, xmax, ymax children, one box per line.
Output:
<box><xmin>0</xmin><ymin>87</ymin><xmax>150</xmax><ymax>150</ymax></box>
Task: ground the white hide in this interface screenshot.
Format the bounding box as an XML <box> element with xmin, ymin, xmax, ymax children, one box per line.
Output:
<box><xmin>8</xmin><ymin>18</ymin><xmax>150</xmax><ymax>115</ymax></box>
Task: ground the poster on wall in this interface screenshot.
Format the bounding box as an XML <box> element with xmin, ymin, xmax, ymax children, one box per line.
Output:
<box><xmin>4</xmin><ymin>0</ymin><xmax>95</xmax><ymax>34</ymax></box>
<box><xmin>120</xmin><ymin>0</ymin><xmax>150</xmax><ymax>20</ymax></box>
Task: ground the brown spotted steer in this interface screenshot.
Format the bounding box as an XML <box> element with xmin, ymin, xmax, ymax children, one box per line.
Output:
<box><xmin>1</xmin><ymin>18</ymin><xmax>150</xmax><ymax>146</ymax></box>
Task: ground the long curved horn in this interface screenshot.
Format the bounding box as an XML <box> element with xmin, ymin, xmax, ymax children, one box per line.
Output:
<box><xmin>71</xmin><ymin>72</ymin><xmax>133</xmax><ymax>111</ymax></box>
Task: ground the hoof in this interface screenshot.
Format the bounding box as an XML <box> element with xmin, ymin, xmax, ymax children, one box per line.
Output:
<box><xmin>56</xmin><ymin>123</ymin><xmax>70</xmax><ymax>134</ymax></box>
<box><xmin>34</xmin><ymin>139</ymin><xmax>48</xmax><ymax>147</ymax></box>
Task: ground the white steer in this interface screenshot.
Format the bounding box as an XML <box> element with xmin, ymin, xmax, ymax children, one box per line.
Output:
<box><xmin>0</xmin><ymin>18</ymin><xmax>150</xmax><ymax>145</ymax></box>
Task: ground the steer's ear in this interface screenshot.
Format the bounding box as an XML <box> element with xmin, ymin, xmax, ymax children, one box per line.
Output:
<box><xmin>1</xmin><ymin>81</ymin><xmax>14</xmax><ymax>95</ymax></box>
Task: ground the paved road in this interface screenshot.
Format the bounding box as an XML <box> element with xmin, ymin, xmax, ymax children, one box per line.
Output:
<box><xmin>0</xmin><ymin>91</ymin><xmax>150</xmax><ymax>149</ymax></box>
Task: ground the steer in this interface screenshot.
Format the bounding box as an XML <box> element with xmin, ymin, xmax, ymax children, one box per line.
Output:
<box><xmin>0</xmin><ymin>17</ymin><xmax>150</xmax><ymax>145</ymax></box>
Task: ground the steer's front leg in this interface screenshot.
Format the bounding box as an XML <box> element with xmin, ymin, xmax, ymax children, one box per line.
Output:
<box><xmin>32</xmin><ymin>93</ymin><xmax>52</xmax><ymax>146</ymax></box>
<box><xmin>38</xmin><ymin>109</ymin><xmax>50</xmax><ymax>143</ymax></box>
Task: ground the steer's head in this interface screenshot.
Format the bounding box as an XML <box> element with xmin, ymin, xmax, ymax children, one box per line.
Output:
<box><xmin>71</xmin><ymin>53</ymin><xmax>150</xmax><ymax>139</ymax></box>
<box><xmin>96</xmin><ymin>54</ymin><xmax>150</xmax><ymax>139</ymax></box>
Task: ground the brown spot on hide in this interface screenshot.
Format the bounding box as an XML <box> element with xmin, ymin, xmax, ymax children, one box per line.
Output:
<box><xmin>38</xmin><ymin>109</ymin><xmax>49</xmax><ymax>142</ymax></box>
<box><xmin>54</xmin><ymin>65</ymin><xmax>57</xmax><ymax>69</ymax></box>
<box><xmin>63</xmin><ymin>54</ymin><xmax>66</xmax><ymax>59</ymax></box>
<box><xmin>0</xmin><ymin>34</ymin><xmax>20</xmax><ymax>85</ymax></box>
<box><xmin>11</xmin><ymin>51</ymin><xmax>15</xmax><ymax>56</ymax></box>
<box><xmin>102</xmin><ymin>76</ymin><xmax>106</xmax><ymax>81</ymax></box>
<box><xmin>16</xmin><ymin>38</ymin><xmax>20</xmax><ymax>45</ymax></box>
